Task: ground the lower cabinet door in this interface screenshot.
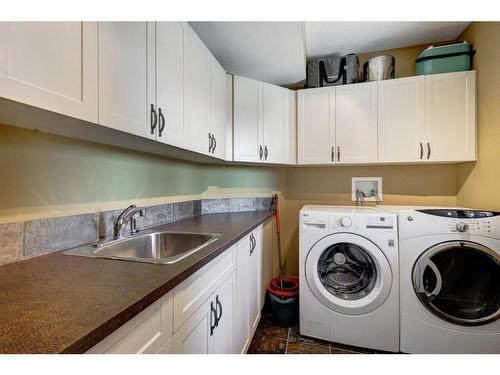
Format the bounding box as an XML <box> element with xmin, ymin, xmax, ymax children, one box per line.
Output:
<box><xmin>249</xmin><ymin>227</ymin><xmax>262</xmax><ymax>335</ymax></box>
<box><xmin>172</xmin><ymin>296</ymin><xmax>215</xmax><ymax>354</ymax></box>
<box><xmin>213</xmin><ymin>272</ymin><xmax>237</xmax><ymax>353</ymax></box>
<box><xmin>261</xmin><ymin>219</ymin><xmax>274</xmax><ymax>309</ymax></box>
<box><xmin>235</xmin><ymin>234</ymin><xmax>251</xmax><ymax>353</ymax></box>
<box><xmin>156</xmin><ymin>338</ymin><xmax>173</xmax><ymax>354</ymax></box>
<box><xmin>86</xmin><ymin>291</ymin><xmax>173</xmax><ymax>354</ymax></box>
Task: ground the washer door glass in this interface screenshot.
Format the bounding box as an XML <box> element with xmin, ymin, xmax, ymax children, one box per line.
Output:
<box><xmin>318</xmin><ymin>242</ymin><xmax>377</xmax><ymax>300</ymax></box>
<box><xmin>305</xmin><ymin>233</ymin><xmax>393</xmax><ymax>315</ymax></box>
<box><xmin>413</xmin><ymin>241</ymin><xmax>500</xmax><ymax>326</ymax></box>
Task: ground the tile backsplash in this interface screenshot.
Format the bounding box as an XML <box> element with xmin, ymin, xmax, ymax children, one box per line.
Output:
<box><xmin>0</xmin><ymin>223</ymin><xmax>24</xmax><ymax>265</ymax></box>
<box><xmin>0</xmin><ymin>196</ymin><xmax>272</xmax><ymax>266</ymax></box>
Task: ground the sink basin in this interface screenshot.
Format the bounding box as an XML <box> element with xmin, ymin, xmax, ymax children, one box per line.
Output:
<box><xmin>64</xmin><ymin>231</ymin><xmax>220</xmax><ymax>264</ymax></box>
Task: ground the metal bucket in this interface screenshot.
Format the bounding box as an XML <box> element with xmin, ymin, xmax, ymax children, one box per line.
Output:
<box><xmin>363</xmin><ymin>55</ymin><xmax>395</xmax><ymax>81</ymax></box>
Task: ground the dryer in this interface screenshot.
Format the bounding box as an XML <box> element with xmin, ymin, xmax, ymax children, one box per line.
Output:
<box><xmin>396</xmin><ymin>208</ymin><xmax>500</xmax><ymax>353</ymax></box>
<box><xmin>299</xmin><ymin>206</ymin><xmax>399</xmax><ymax>352</ymax></box>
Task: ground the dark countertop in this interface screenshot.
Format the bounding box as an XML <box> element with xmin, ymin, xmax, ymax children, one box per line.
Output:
<box><xmin>0</xmin><ymin>210</ymin><xmax>274</xmax><ymax>354</ymax></box>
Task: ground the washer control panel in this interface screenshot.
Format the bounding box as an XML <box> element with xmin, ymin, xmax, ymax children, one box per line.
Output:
<box><xmin>329</xmin><ymin>214</ymin><xmax>395</xmax><ymax>232</ymax></box>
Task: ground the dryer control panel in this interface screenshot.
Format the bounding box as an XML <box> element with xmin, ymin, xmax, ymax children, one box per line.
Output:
<box><xmin>398</xmin><ymin>209</ymin><xmax>500</xmax><ymax>240</ymax></box>
<box><xmin>417</xmin><ymin>209</ymin><xmax>498</xmax><ymax>234</ymax></box>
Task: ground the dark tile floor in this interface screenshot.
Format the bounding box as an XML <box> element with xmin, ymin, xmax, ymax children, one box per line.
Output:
<box><xmin>247</xmin><ymin>311</ymin><xmax>383</xmax><ymax>354</ymax></box>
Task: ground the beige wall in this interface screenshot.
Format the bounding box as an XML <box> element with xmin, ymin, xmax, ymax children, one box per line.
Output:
<box><xmin>456</xmin><ymin>22</ymin><xmax>500</xmax><ymax>210</ymax></box>
<box><xmin>358</xmin><ymin>42</ymin><xmax>433</xmax><ymax>78</ymax></box>
<box><xmin>280</xmin><ymin>164</ymin><xmax>458</xmax><ymax>275</ymax></box>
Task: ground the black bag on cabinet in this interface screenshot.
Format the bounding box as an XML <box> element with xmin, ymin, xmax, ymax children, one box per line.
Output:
<box><xmin>306</xmin><ymin>54</ymin><xmax>359</xmax><ymax>88</ymax></box>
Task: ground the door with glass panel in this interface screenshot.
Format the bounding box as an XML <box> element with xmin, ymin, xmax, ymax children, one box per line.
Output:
<box><xmin>412</xmin><ymin>241</ymin><xmax>500</xmax><ymax>326</ymax></box>
<box><xmin>305</xmin><ymin>233</ymin><xmax>392</xmax><ymax>315</ymax></box>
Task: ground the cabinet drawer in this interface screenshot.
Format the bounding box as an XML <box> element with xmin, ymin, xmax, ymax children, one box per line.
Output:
<box><xmin>173</xmin><ymin>246</ymin><xmax>236</xmax><ymax>332</ymax></box>
<box><xmin>87</xmin><ymin>291</ymin><xmax>172</xmax><ymax>354</ymax></box>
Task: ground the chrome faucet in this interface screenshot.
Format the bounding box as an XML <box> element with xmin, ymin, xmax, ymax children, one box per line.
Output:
<box><xmin>370</xmin><ymin>189</ymin><xmax>382</xmax><ymax>205</ymax></box>
<box><xmin>114</xmin><ymin>204</ymin><xmax>145</xmax><ymax>239</ymax></box>
<box><xmin>355</xmin><ymin>190</ymin><xmax>366</xmax><ymax>206</ymax></box>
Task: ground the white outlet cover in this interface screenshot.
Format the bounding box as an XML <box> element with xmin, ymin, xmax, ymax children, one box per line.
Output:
<box><xmin>351</xmin><ymin>177</ymin><xmax>383</xmax><ymax>202</ymax></box>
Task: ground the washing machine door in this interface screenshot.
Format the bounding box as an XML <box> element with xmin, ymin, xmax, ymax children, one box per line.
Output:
<box><xmin>413</xmin><ymin>241</ymin><xmax>500</xmax><ymax>326</ymax></box>
<box><xmin>305</xmin><ymin>233</ymin><xmax>392</xmax><ymax>315</ymax></box>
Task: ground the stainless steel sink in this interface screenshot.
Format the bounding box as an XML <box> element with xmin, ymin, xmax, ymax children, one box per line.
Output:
<box><xmin>64</xmin><ymin>231</ymin><xmax>220</xmax><ymax>264</ymax></box>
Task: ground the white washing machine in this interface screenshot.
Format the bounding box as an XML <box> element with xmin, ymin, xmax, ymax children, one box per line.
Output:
<box><xmin>299</xmin><ymin>205</ymin><xmax>399</xmax><ymax>352</ymax></box>
<box><xmin>395</xmin><ymin>208</ymin><xmax>500</xmax><ymax>353</ymax></box>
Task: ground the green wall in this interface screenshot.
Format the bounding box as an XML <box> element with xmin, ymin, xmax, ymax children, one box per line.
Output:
<box><xmin>0</xmin><ymin>124</ymin><xmax>286</xmax><ymax>221</ymax></box>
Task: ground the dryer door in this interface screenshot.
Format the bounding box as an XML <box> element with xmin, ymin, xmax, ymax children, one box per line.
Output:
<box><xmin>413</xmin><ymin>241</ymin><xmax>500</xmax><ymax>326</ymax></box>
<box><xmin>305</xmin><ymin>233</ymin><xmax>393</xmax><ymax>315</ymax></box>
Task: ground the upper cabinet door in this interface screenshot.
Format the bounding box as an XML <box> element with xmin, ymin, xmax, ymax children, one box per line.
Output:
<box><xmin>233</xmin><ymin>75</ymin><xmax>263</xmax><ymax>162</ymax></box>
<box><xmin>424</xmin><ymin>71</ymin><xmax>476</xmax><ymax>162</ymax></box>
<box><xmin>262</xmin><ymin>83</ymin><xmax>287</xmax><ymax>163</ymax></box>
<box><xmin>335</xmin><ymin>82</ymin><xmax>377</xmax><ymax>164</ymax></box>
<box><xmin>98</xmin><ymin>22</ymin><xmax>155</xmax><ymax>139</ymax></box>
<box><xmin>155</xmin><ymin>22</ymin><xmax>188</xmax><ymax>148</ymax></box>
<box><xmin>378</xmin><ymin>76</ymin><xmax>425</xmax><ymax>162</ymax></box>
<box><xmin>298</xmin><ymin>87</ymin><xmax>335</xmax><ymax>164</ymax></box>
<box><xmin>0</xmin><ymin>22</ymin><xmax>98</xmax><ymax>122</ymax></box>
<box><xmin>286</xmin><ymin>91</ymin><xmax>297</xmax><ymax>165</ymax></box>
<box><xmin>186</xmin><ymin>26</ymin><xmax>212</xmax><ymax>155</ymax></box>
<box><xmin>210</xmin><ymin>57</ymin><xmax>227</xmax><ymax>160</ymax></box>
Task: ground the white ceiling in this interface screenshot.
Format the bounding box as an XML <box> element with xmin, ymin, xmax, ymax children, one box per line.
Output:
<box><xmin>305</xmin><ymin>22</ymin><xmax>470</xmax><ymax>57</ymax></box>
<box><xmin>190</xmin><ymin>21</ymin><xmax>470</xmax><ymax>86</ymax></box>
<box><xmin>190</xmin><ymin>22</ymin><xmax>306</xmax><ymax>86</ymax></box>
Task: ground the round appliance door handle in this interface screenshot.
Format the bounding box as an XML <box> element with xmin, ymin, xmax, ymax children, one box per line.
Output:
<box><xmin>416</xmin><ymin>259</ymin><xmax>443</xmax><ymax>297</ymax></box>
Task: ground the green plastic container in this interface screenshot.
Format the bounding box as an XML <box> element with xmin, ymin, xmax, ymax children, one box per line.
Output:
<box><xmin>416</xmin><ymin>41</ymin><xmax>475</xmax><ymax>75</ymax></box>
<box><xmin>269</xmin><ymin>292</ymin><xmax>298</xmax><ymax>328</ymax></box>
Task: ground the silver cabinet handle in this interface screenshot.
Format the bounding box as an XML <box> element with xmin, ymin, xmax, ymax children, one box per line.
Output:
<box><xmin>208</xmin><ymin>133</ymin><xmax>213</xmax><ymax>152</ymax></box>
<box><xmin>419</xmin><ymin>143</ymin><xmax>423</xmax><ymax>159</ymax></box>
<box><xmin>337</xmin><ymin>146</ymin><xmax>340</xmax><ymax>162</ymax></box>
<box><xmin>210</xmin><ymin>301</ymin><xmax>217</xmax><ymax>336</ymax></box>
<box><xmin>427</xmin><ymin>142</ymin><xmax>431</xmax><ymax>160</ymax></box>
<box><xmin>264</xmin><ymin>146</ymin><xmax>268</xmax><ymax>160</ymax></box>
<box><xmin>215</xmin><ymin>294</ymin><xmax>223</xmax><ymax>325</ymax></box>
<box><xmin>250</xmin><ymin>233</ymin><xmax>255</xmax><ymax>255</ymax></box>
<box><xmin>158</xmin><ymin>107</ymin><xmax>165</xmax><ymax>137</ymax></box>
<box><xmin>259</xmin><ymin>145</ymin><xmax>263</xmax><ymax>160</ymax></box>
<box><xmin>331</xmin><ymin>147</ymin><xmax>334</xmax><ymax>162</ymax></box>
<box><xmin>150</xmin><ymin>104</ymin><xmax>158</xmax><ymax>135</ymax></box>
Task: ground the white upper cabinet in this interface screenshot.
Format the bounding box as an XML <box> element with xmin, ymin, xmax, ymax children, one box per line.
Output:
<box><xmin>0</xmin><ymin>22</ymin><xmax>98</xmax><ymax>122</ymax></box>
<box><xmin>186</xmin><ymin>26</ymin><xmax>212</xmax><ymax>155</ymax></box>
<box><xmin>262</xmin><ymin>83</ymin><xmax>287</xmax><ymax>163</ymax></box>
<box><xmin>298</xmin><ymin>87</ymin><xmax>335</xmax><ymax>164</ymax></box>
<box><xmin>378</xmin><ymin>76</ymin><xmax>425</xmax><ymax>162</ymax></box>
<box><xmin>225</xmin><ymin>73</ymin><xmax>234</xmax><ymax>161</ymax></box>
<box><xmin>233</xmin><ymin>76</ymin><xmax>263</xmax><ymax>162</ymax></box>
<box><xmin>233</xmin><ymin>75</ymin><xmax>293</xmax><ymax>164</ymax></box>
<box><xmin>98</xmin><ymin>22</ymin><xmax>155</xmax><ymax>139</ymax></box>
<box><xmin>424</xmin><ymin>71</ymin><xmax>476</xmax><ymax>162</ymax></box>
<box><xmin>299</xmin><ymin>71</ymin><xmax>475</xmax><ymax>165</ymax></box>
<box><xmin>335</xmin><ymin>82</ymin><xmax>377</xmax><ymax>163</ymax></box>
<box><xmin>287</xmin><ymin>91</ymin><xmax>297</xmax><ymax>164</ymax></box>
<box><xmin>155</xmin><ymin>22</ymin><xmax>188</xmax><ymax>148</ymax></box>
<box><xmin>210</xmin><ymin>56</ymin><xmax>227</xmax><ymax>160</ymax></box>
